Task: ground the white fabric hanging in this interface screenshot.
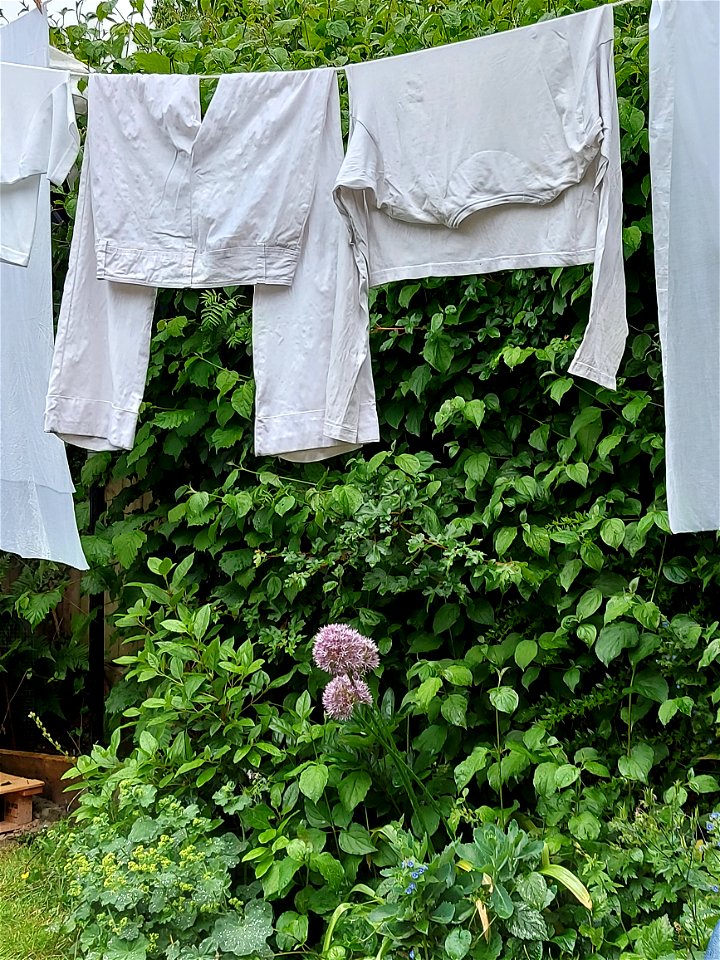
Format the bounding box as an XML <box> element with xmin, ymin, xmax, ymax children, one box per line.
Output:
<box><xmin>44</xmin><ymin>70</ymin><xmax>378</xmax><ymax>461</ymax></box>
<box><xmin>649</xmin><ymin>0</ymin><xmax>720</xmax><ymax>534</ymax></box>
<box><xmin>333</xmin><ymin>5</ymin><xmax>626</xmax><ymax>437</ymax></box>
<box><xmin>0</xmin><ymin>8</ymin><xmax>88</xmax><ymax>569</ymax></box>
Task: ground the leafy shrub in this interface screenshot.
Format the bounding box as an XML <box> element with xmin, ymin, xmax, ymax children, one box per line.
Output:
<box><xmin>64</xmin><ymin>787</ymin><xmax>273</xmax><ymax>959</ymax></box>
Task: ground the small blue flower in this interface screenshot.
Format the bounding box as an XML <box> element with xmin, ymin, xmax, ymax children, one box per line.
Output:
<box><xmin>707</xmin><ymin>823</ymin><xmax>715</xmax><ymax>832</ymax></box>
<box><xmin>713</xmin><ymin>885</ymin><xmax>719</xmax><ymax>893</ymax></box>
<box><xmin>711</xmin><ymin>812</ymin><xmax>720</xmax><ymax>821</ymax></box>
<box><xmin>405</xmin><ymin>882</ymin><xmax>417</xmax><ymax>895</ymax></box>
<box><xmin>403</xmin><ymin>859</ymin><xmax>415</xmax><ymax>869</ymax></box>
<box><xmin>410</xmin><ymin>952</ymin><xmax>415</xmax><ymax>960</ymax></box>
<box><xmin>411</xmin><ymin>870</ymin><xmax>420</xmax><ymax>879</ymax></box>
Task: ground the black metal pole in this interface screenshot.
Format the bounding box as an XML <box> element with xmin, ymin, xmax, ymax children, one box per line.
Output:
<box><xmin>88</xmin><ymin>482</ymin><xmax>105</xmax><ymax>745</ymax></box>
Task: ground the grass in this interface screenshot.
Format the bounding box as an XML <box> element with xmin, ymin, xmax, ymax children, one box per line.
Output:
<box><xmin>0</xmin><ymin>833</ymin><xmax>75</xmax><ymax>960</ymax></box>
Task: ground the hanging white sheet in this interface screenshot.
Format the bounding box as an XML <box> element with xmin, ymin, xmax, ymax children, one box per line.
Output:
<box><xmin>649</xmin><ymin>0</ymin><xmax>720</xmax><ymax>534</ymax></box>
<box><xmin>0</xmin><ymin>8</ymin><xmax>88</xmax><ymax>569</ymax></box>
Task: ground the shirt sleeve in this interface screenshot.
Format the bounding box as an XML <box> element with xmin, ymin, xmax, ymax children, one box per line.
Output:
<box><xmin>568</xmin><ymin>22</ymin><xmax>628</xmax><ymax>391</ymax></box>
<box><xmin>17</xmin><ymin>70</ymin><xmax>79</xmax><ymax>185</ymax></box>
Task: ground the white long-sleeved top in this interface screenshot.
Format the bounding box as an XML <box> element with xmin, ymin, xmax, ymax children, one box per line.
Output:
<box><xmin>332</xmin><ymin>5</ymin><xmax>626</xmax><ymax>438</ymax></box>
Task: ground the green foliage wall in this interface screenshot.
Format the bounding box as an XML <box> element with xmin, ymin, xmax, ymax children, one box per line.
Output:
<box><xmin>44</xmin><ymin>0</ymin><xmax>717</xmax><ymax>781</ymax></box>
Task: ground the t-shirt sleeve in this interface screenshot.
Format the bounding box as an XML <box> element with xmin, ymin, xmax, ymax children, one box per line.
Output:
<box><xmin>19</xmin><ymin>71</ymin><xmax>79</xmax><ymax>185</ymax></box>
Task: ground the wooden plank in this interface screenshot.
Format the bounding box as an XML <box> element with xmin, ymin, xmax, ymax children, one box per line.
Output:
<box><xmin>0</xmin><ymin>750</ymin><xmax>78</xmax><ymax>806</ymax></box>
<box><xmin>0</xmin><ymin>773</ymin><xmax>44</xmax><ymax>797</ymax></box>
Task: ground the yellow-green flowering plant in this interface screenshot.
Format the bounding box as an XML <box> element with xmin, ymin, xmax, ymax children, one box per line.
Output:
<box><xmin>63</xmin><ymin>787</ymin><xmax>273</xmax><ymax>960</ymax></box>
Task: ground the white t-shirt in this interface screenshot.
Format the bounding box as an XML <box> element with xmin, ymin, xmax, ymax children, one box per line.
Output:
<box><xmin>0</xmin><ymin>62</ymin><xmax>79</xmax><ymax>266</ymax></box>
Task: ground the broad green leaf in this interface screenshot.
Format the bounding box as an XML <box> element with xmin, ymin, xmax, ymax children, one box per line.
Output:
<box><xmin>299</xmin><ymin>763</ymin><xmax>328</xmax><ymax>803</ymax></box>
<box><xmin>576</xmin><ymin>588</ymin><xmax>602</xmax><ymax>621</ymax></box>
<box><xmin>559</xmin><ymin>559</ymin><xmax>582</xmax><ymax>591</ymax></box>
<box><xmin>555</xmin><ymin>764</ymin><xmax>580</xmax><ymax>789</ymax></box>
<box><xmin>441</xmin><ymin>693</ymin><xmax>468</xmax><ymax>728</ymax></box>
<box><xmin>395</xmin><ymin>453</ymin><xmax>421</xmax><ymax>476</ymax></box>
<box><xmin>414</xmin><ymin>676</ymin><xmax>443</xmax><ymax>711</ymax></box>
<box><xmin>489</xmin><ymin>686</ymin><xmax>519</xmax><ymax>714</ymax></box>
<box><xmin>445</xmin><ymin>928</ymin><xmax>472</xmax><ymax>959</ymax></box>
<box><xmin>596</xmin><ymin>621</ymin><xmax>639</xmax><ymax>665</ymax></box>
<box><xmin>514</xmin><ymin>640</ymin><xmax>538</xmax><ymax>670</ymax></box>
<box><xmin>565</xmin><ymin>462</ymin><xmax>589</xmax><ymax>487</ymax></box>
<box><xmin>600</xmin><ymin>518</ymin><xmax>625</xmax><ymax>548</ymax></box>
<box><xmin>688</xmin><ymin>774</ymin><xmax>719</xmax><ymax>794</ymax></box>
<box><xmin>494</xmin><ymin>526</ymin><xmax>517</xmax><ymax>556</ymax></box>
<box><xmin>454</xmin><ymin>747</ymin><xmax>489</xmax><ymax>790</ymax></box>
<box><xmin>618</xmin><ymin>743</ymin><xmax>654</xmax><ymax>782</ymax></box>
<box><xmin>338</xmin><ymin>824</ymin><xmax>376</xmax><ymax>855</ymax></box>
<box><xmin>338</xmin><ymin>771</ymin><xmax>372</xmax><ymax>811</ymax></box>
<box><xmin>433</xmin><ymin>603</ymin><xmax>460</xmax><ymax>633</ymax></box>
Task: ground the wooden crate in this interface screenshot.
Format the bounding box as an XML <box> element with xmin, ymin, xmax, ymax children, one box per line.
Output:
<box><xmin>0</xmin><ymin>772</ymin><xmax>44</xmax><ymax>834</ymax></box>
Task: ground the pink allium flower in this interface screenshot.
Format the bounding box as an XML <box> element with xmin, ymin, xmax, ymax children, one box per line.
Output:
<box><xmin>322</xmin><ymin>675</ymin><xmax>373</xmax><ymax>721</ymax></box>
<box><xmin>312</xmin><ymin>623</ymin><xmax>379</xmax><ymax>677</ymax></box>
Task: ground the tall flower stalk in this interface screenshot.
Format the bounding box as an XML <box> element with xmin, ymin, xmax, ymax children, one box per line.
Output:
<box><xmin>312</xmin><ymin>624</ymin><xmax>448</xmax><ymax>842</ymax></box>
